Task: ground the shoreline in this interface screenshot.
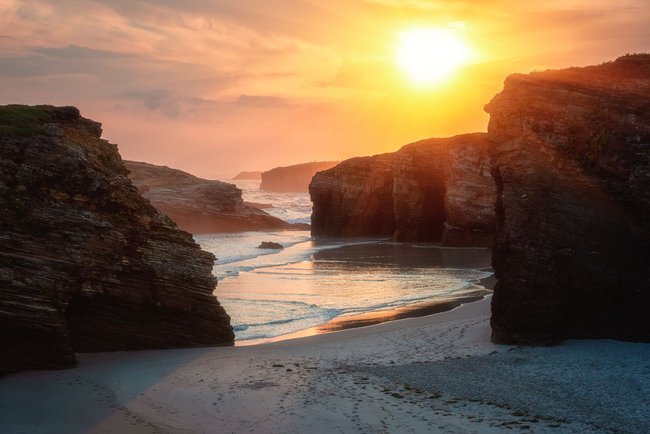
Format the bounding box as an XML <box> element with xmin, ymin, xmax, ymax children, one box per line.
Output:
<box><xmin>3</xmin><ymin>294</ymin><xmax>646</xmax><ymax>433</ymax></box>
<box><xmin>221</xmin><ymin>240</ymin><xmax>494</xmax><ymax>345</ymax></box>
<box><xmin>237</xmin><ymin>274</ymin><xmax>496</xmax><ymax>346</ymax></box>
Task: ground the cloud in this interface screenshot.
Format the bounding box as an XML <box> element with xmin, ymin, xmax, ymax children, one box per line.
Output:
<box><xmin>1</xmin><ymin>0</ymin><xmax>649</xmax><ymax>177</ymax></box>
<box><xmin>0</xmin><ymin>45</ymin><xmax>145</xmax><ymax>79</ymax></box>
<box><xmin>120</xmin><ymin>88</ymin><xmax>173</xmax><ymax>110</ymax></box>
<box><xmin>35</xmin><ymin>44</ymin><xmax>131</xmax><ymax>59</ymax></box>
<box><xmin>235</xmin><ymin>95</ymin><xmax>290</xmax><ymax>107</ymax></box>
<box><xmin>0</xmin><ymin>44</ymin><xmax>137</xmax><ymax>77</ymax></box>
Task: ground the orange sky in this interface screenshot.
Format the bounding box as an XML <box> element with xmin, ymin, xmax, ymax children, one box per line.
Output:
<box><xmin>1</xmin><ymin>0</ymin><xmax>649</xmax><ymax>178</ymax></box>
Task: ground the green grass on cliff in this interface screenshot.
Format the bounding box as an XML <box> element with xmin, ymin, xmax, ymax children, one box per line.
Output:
<box><xmin>0</xmin><ymin>105</ymin><xmax>49</xmax><ymax>138</ymax></box>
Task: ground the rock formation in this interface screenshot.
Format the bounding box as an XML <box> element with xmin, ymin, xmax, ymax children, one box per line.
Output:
<box><xmin>309</xmin><ymin>134</ymin><xmax>496</xmax><ymax>245</ymax></box>
<box><xmin>0</xmin><ymin>105</ymin><xmax>234</xmax><ymax>374</ymax></box>
<box><xmin>232</xmin><ymin>171</ymin><xmax>262</xmax><ymax>180</ymax></box>
<box><xmin>125</xmin><ymin>161</ymin><xmax>306</xmax><ymax>233</ymax></box>
<box><xmin>258</xmin><ymin>241</ymin><xmax>284</xmax><ymax>250</ymax></box>
<box><xmin>261</xmin><ymin>161</ymin><xmax>340</xmax><ymax>193</ymax></box>
<box><xmin>487</xmin><ymin>54</ymin><xmax>650</xmax><ymax>345</ymax></box>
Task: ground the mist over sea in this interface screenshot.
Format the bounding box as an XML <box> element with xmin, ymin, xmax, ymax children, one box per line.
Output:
<box><xmin>195</xmin><ymin>179</ymin><xmax>492</xmax><ymax>342</ymax></box>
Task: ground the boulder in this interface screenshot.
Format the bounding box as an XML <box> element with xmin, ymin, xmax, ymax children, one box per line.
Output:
<box><xmin>258</xmin><ymin>241</ymin><xmax>284</xmax><ymax>250</ymax></box>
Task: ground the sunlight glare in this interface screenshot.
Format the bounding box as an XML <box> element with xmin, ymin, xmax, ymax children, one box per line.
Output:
<box><xmin>396</xmin><ymin>28</ymin><xmax>474</xmax><ymax>85</ymax></box>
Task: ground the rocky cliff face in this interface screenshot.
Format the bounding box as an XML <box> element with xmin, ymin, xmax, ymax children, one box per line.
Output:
<box><xmin>261</xmin><ymin>161</ymin><xmax>340</xmax><ymax>193</ymax></box>
<box><xmin>486</xmin><ymin>54</ymin><xmax>650</xmax><ymax>345</ymax></box>
<box><xmin>310</xmin><ymin>134</ymin><xmax>496</xmax><ymax>245</ymax></box>
<box><xmin>125</xmin><ymin>161</ymin><xmax>304</xmax><ymax>233</ymax></box>
<box><xmin>0</xmin><ymin>105</ymin><xmax>234</xmax><ymax>374</ymax></box>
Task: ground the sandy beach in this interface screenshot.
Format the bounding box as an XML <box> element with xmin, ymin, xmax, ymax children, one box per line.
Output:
<box><xmin>2</xmin><ymin>295</ymin><xmax>649</xmax><ymax>434</ymax></box>
<box><xmin>212</xmin><ymin>240</ymin><xmax>495</xmax><ymax>342</ymax></box>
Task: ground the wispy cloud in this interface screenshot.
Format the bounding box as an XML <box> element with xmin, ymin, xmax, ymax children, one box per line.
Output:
<box><xmin>0</xmin><ymin>0</ymin><xmax>648</xmax><ymax>176</ymax></box>
<box><xmin>35</xmin><ymin>44</ymin><xmax>131</xmax><ymax>59</ymax></box>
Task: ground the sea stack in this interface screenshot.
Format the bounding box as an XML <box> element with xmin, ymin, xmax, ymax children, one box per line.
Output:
<box><xmin>124</xmin><ymin>161</ymin><xmax>303</xmax><ymax>233</ymax></box>
<box><xmin>486</xmin><ymin>54</ymin><xmax>650</xmax><ymax>345</ymax></box>
<box><xmin>261</xmin><ymin>161</ymin><xmax>340</xmax><ymax>193</ymax></box>
<box><xmin>0</xmin><ymin>105</ymin><xmax>234</xmax><ymax>374</ymax></box>
<box><xmin>309</xmin><ymin>133</ymin><xmax>497</xmax><ymax>245</ymax></box>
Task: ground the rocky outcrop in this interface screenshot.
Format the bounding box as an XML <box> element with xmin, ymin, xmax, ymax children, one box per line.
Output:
<box><xmin>258</xmin><ymin>241</ymin><xmax>284</xmax><ymax>250</ymax></box>
<box><xmin>125</xmin><ymin>161</ymin><xmax>305</xmax><ymax>233</ymax></box>
<box><xmin>0</xmin><ymin>105</ymin><xmax>234</xmax><ymax>374</ymax></box>
<box><xmin>486</xmin><ymin>54</ymin><xmax>650</xmax><ymax>345</ymax></box>
<box><xmin>261</xmin><ymin>161</ymin><xmax>339</xmax><ymax>193</ymax></box>
<box><xmin>232</xmin><ymin>171</ymin><xmax>262</xmax><ymax>180</ymax></box>
<box><xmin>309</xmin><ymin>134</ymin><xmax>496</xmax><ymax>245</ymax></box>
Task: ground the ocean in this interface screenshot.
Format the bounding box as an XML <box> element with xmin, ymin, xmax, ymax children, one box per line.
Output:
<box><xmin>195</xmin><ymin>179</ymin><xmax>493</xmax><ymax>343</ymax></box>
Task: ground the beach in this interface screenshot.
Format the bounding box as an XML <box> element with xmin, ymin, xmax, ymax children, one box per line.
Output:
<box><xmin>198</xmin><ymin>231</ymin><xmax>495</xmax><ymax>342</ymax></box>
<box><xmin>2</xmin><ymin>295</ymin><xmax>649</xmax><ymax>433</ymax></box>
<box><xmin>1</xmin><ymin>180</ymin><xmax>646</xmax><ymax>434</ymax></box>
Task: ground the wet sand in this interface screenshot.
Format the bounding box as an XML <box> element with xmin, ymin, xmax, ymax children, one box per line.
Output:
<box><xmin>276</xmin><ymin>274</ymin><xmax>496</xmax><ymax>339</ymax></box>
<box><xmin>312</xmin><ymin>242</ymin><xmax>493</xmax><ymax>269</ymax></box>
<box><xmin>231</xmin><ymin>243</ymin><xmax>494</xmax><ymax>345</ymax></box>
<box><xmin>318</xmin><ymin>292</ymin><xmax>488</xmax><ymax>332</ymax></box>
<box><xmin>312</xmin><ymin>244</ymin><xmax>495</xmax><ymax>328</ymax></box>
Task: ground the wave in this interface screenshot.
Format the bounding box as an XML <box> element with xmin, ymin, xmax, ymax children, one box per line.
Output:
<box><xmin>223</xmin><ymin>298</ymin><xmax>321</xmax><ymax>308</ymax></box>
<box><xmin>243</xmin><ymin>312</ymin><xmax>340</xmax><ymax>329</ymax></box>
<box><xmin>214</xmin><ymin>238</ymin><xmax>310</xmax><ymax>266</ymax></box>
<box><xmin>214</xmin><ymin>238</ymin><xmax>387</xmax><ymax>281</ymax></box>
<box><xmin>286</xmin><ymin>217</ymin><xmax>311</xmax><ymax>224</ymax></box>
<box><xmin>230</xmin><ymin>304</ymin><xmax>343</xmax><ymax>341</ymax></box>
<box><xmin>204</xmin><ymin>219</ymin><xmax>493</xmax><ymax>342</ymax></box>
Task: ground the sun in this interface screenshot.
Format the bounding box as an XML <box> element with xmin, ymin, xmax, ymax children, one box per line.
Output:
<box><xmin>395</xmin><ymin>28</ymin><xmax>473</xmax><ymax>85</ymax></box>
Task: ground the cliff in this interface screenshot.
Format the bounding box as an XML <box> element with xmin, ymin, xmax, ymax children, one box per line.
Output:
<box><xmin>232</xmin><ymin>171</ymin><xmax>262</xmax><ymax>180</ymax></box>
<box><xmin>486</xmin><ymin>54</ymin><xmax>650</xmax><ymax>345</ymax></box>
<box><xmin>0</xmin><ymin>105</ymin><xmax>233</xmax><ymax>374</ymax></box>
<box><xmin>125</xmin><ymin>161</ymin><xmax>304</xmax><ymax>233</ymax></box>
<box><xmin>261</xmin><ymin>161</ymin><xmax>339</xmax><ymax>193</ymax></box>
<box><xmin>309</xmin><ymin>134</ymin><xmax>496</xmax><ymax>245</ymax></box>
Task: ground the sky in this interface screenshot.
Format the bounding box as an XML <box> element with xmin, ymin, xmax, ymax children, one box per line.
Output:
<box><xmin>1</xmin><ymin>0</ymin><xmax>649</xmax><ymax>178</ymax></box>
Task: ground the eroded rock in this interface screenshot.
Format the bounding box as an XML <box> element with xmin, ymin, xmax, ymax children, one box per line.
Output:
<box><xmin>309</xmin><ymin>134</ymin><xmax>496</xmax><ymax>245</ymax></box>
<box><xmin>125</xmin><ymin>161</ymin><xmax>304</xmax><ymax>233</ymax></box>
<box><xmin>486</xmin><ymin>54</ymin><xmax>650</xmax><ymax>344</ymax></box>
<box><xmin>0</xmin><ymin>105</ymin><xmax>234</xmax><ymax>374</ymax></box>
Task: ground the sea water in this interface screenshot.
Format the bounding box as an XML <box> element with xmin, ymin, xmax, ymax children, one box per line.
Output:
<box><xmin>195</xmin><ymin>180</ymin><xmax>492</xmax><ymax>342</ymax></box>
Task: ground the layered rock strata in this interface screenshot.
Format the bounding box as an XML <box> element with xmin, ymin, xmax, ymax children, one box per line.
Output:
<box><xmin>487</xmin><ymin>54</ymin><xmax>650</xmax><ymax>344</ymax></box>
<box><xmin>125</xmin><ymin>161</ymin><xmax>305</xmax><ymax>233</ymax></box>
<box><xmin>309</xmin><ymin>133</ymin><xmax>496</xmax><ymax>245</ymax></box>
<box><xmin>0</xmin><ymin>105</ymin><xmax>234</xmax><ymax>374</ymax></box>
<box><xmin>261</xmin><ymin>161</ymin><xmax>339</xmax><ymax>193</ymax></box>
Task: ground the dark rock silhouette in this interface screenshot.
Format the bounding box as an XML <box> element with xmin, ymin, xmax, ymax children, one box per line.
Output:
<box><xmin>261</xmin><ymin>161</ymin><xmax>339</xmax><ymax>193</ymax></box>
<box><xmin>258</xmin><ymin>241</ymin><xmax>284</xmax><ymax>249</ymax></box>
<box><xmin>309</xmin><ymin>134</ymin><xmax>496</xmax><ymax>245</ymax></box>
<box><xmin>125</xmin><ymin>161</ymin><xmax>307</xmax><ymax>233</ymax></box>
<box><xmin>0</xmin><ymin>105</ymin><xmax>234</xmax><ymax>374</ymax></box>
<box><xmin>487</xmin><ymin>54</ymin><xmax>650</xmax><ymax>345</ymax></box>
